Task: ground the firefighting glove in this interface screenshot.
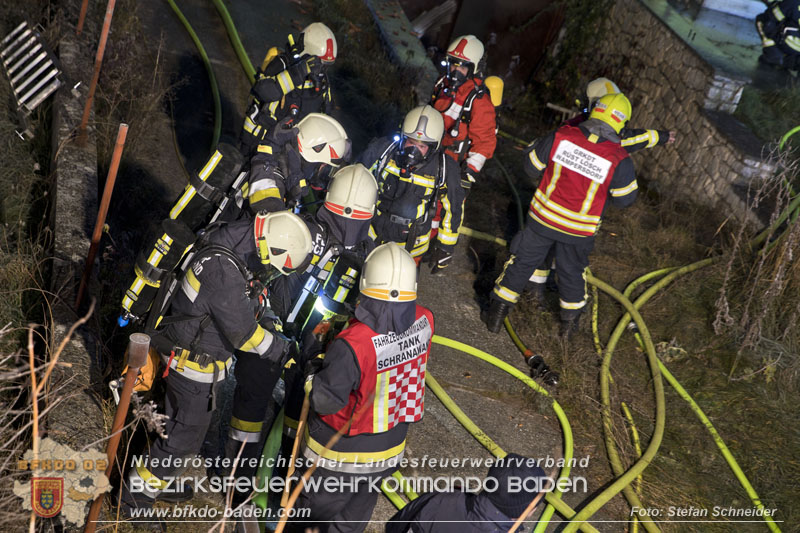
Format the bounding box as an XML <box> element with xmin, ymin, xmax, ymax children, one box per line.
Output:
<box><xmin>269</xmin><ymin>116</ymin><xmax>299</xmax><ymax>144</ymax></box>
<box><xmin>461</xmin><ymin>167</ymin><xmax>478</xmax><ymax>189</ymax></box>
<box><xmin>429</xmin><ymin>244</ymin><xmax>454</xmax><ymax>274</ymax></box>
<box><xmin>263</xmin><ymin>331</ymin><xmax>297</xmax><ymax>366</ymax></box>
<box><xmin>287</xmin><ymin>55</ymin><xmax>318</xmax><ymax>88</ymax></box>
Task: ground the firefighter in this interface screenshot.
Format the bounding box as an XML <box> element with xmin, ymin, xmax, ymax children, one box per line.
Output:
<box><xmin>290</xmin><ymin>243</ymin><xmax>434</xmax><ymax>533</ymax></box>
<box><xmin>119</xmin><ymin>211</ymin><xmax>313</xmax><ymax>517</ymax></box>
<box><xmin>266</xmin><ymin>164</ymin><xmax>378</xmax><ymax>448</ymax></box>
<box><xmin>485</xmin><ymin>93</ymin><xmax>638</xmax><ymax>338</ymax></box>
<box><xmin>240</xmin><ymin>22</ymin><xmax>337</xmax><ymax>156</ymax></box>
<box><xmin>386</xmin><ymin>453</ymin><xmax>547</xmax><ymax>533</ymax></box>
<box><xmin>431</xmin><ymin>35</ymin><xmax>497</xmax><ymax>194</ymax></box>
<box><xmin>526</xmin><ymin>78</ymin><xmax>677</xmax><ymax>305</ymax></box>
<box><xmin>359</xmin><ymin>105</ymin><xmax>463</xmax><ymax>272</ymax></box>
<box><xmin>244</xmin><ymin>112</ymin><xmax>351</xmax><ymax>215</ymax></box>
<box><xmin>756</xmin><ymin>0</ymin><xmax>800</xmax><ymax>69</ymax></box>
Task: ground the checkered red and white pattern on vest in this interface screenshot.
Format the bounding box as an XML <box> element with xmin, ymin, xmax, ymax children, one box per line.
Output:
<box><xmin>321</xmin><ymin>305</ymin><xmax>434</xmax><ymax>436</ymax></box>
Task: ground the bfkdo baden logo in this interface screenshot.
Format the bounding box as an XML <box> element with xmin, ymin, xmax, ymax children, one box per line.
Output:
<box><xmin>32</xmin><ymin>477</ymin><xmax>64</xmax><ymax>518</ymax></box>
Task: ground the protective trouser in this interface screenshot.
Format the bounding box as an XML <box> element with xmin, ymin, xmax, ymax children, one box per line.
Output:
<box><xmin>121</xmin><ymin>369</ymin><xmax>223</xmax><ymax>510</ymax></box>
<box><xmin>226</xmin><ymin>352</ymin><xmax>283</xmax><ymax>500</ymax></box>
<box><xmin>493</xmin><ymin>223</ymin><xmax>592</xmax><ymax>321</ymax></box>
<box><xmin>287</xmin><ymin>467</ymin><xmax>383</xmax><ymax>533</ymax></box>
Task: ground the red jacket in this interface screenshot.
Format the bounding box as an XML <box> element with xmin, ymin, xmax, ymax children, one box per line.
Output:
<box><xmin>432</xmin><ymin>78</ymin><xmax>497</xmax><ymax>174</ymax></box>
<box><xmin>319</xmin><ymin>305</ymin><xmax>433</xmax><ymax>436</ymax></box>
<box><xmin>530</xmin><ymin>125</ymin><xmax>631</xmax><ymax>238</ymax></box>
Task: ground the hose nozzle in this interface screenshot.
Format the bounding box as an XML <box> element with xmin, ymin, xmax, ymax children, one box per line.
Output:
<box><xmin>527</xmin><ymin>354</ymin><xmax>559</xmax><ymax>386</ymax></box>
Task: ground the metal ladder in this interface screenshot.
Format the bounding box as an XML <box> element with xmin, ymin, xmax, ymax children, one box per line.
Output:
<box><xmin>1</xmin><ymin>21</ymin><xmax>62</xmax><ymax>139</ymax></box>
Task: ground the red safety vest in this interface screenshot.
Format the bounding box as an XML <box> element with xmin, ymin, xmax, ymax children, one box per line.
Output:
<box><xmin>530</xmin><ymin>125</ymin><xmax>628</xmax><ymax>237</ymax></box>
<box><xmin>320</xmin><ymin>305</ymin><xmax>434</xmax><ymax>436</ymax></box>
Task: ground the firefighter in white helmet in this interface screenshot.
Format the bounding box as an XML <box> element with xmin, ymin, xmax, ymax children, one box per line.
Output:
<box><xmin>431</xmin><ymin>35</ymin><xmax>497</xmax><ymax>192</ymax></box>
<box><xmin>240</xmin><ymin>22</ymin><xmax>338</xmax><ymax>156</ymax></box>
<box><xmin>289</xmin><ymin>243</ymin><xmax>434</xmax><ymax>533</ymax></box>
<box><xmin>120</xmin><ymin>211</ymin><xmax>312</xmax><ymax>517</ymax></box>
<box><xmin>242</xmin><ymin>112</ymin><xmax>351</xmax><ymax>214</ymax></box>
<box><xmin>359</xmin><ymin>105</ymin><xmax>464</xmax><ymax>272</ymax></box>
<box><xmin>487</xmin><ymin>93</ymin><xmax>638</xmax><ymax>339</ymax></box>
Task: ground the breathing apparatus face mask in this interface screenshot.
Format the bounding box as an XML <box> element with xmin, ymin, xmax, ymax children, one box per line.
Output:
<box><xmin>445</xmin><ymin>58</ymin><xmax>470</xmax><ymax>91</ymax></box>
<box><xmin>396</xmin><ymin>137</ymin><xmax>432</xmax><ymax>173</ymax></box>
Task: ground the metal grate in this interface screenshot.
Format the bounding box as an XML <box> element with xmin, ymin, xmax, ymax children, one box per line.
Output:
<box><xmin>1</xmin><ymin>21</ymin><xmax>62</xmax><ymax>137</ymax></box>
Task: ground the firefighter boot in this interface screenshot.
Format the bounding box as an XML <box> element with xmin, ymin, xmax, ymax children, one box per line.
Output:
<box><xmin>559</xmin><ymin>315</ymin><xmax>581</xmax><ymax>340</ymax></box>
<box><xmin>482</xmin><ymin>299</ymin><xmax>511</xmax><ymax>334</ymax></box>
<box><xmin>526</xmin><ymin>282</ymin><xmax>547</xmax><ymax>311</ymax></box>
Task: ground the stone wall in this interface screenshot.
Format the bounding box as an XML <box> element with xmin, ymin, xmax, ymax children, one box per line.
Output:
<box><xmin>588</xmin><ymin>0</ymin><xmax>772</xmax><ymax>227</ymax></box>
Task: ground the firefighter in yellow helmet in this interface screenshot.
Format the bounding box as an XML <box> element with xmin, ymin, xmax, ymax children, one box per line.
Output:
<box><xmin>289</xmin><ymin>243</ymin><xmax>434</xmax><ymax>533</ymax></box>
<box><xmin>359</xmin><ymin>105</ymin><xmax>464</xmax><ymax>272</ymax></box>
<box><xmin>119</xmin><ymin>211</ymin><xmax>312</xmax><ymax>518</ymax></box>
<box><xmin>487</xmin><ymin>93</ymin><xmax>638</xmax><ymax>338</ymax></box>
<box><xmin>240</xmin><ymin>22</ymin><xmax>337</xmax><ymax>156</ymax></box>
<box><xmin>526</xmin><ymin>78</ymin><xmax>677</xmax><ymax>309</ymax></box>
<box><xmin>243</xmin><ymin>112</ymin><xmax>351</xmax><ymax>214</ymax></box>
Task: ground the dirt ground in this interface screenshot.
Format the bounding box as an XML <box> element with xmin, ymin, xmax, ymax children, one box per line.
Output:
<box><xmin>76</xmin><ymin>0</ymin><xmax>796</xmax><ymax>532</ymax></box>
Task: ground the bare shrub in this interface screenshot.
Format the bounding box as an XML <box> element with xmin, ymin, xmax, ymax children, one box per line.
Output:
<box><xmin>714</xmin><ymin>143</ymin><xmax>800</xmax><ymax>387</ymax></box>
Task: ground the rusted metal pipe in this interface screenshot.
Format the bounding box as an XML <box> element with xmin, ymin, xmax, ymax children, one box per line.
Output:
<box><xmin>78</xmin><ymin>0</ymin><xmax>118</xmax><ymax>142</ymax></box>
<box><xmin>75</xmin><ymin>123</ymin><xmax>128</xmax><ymax>309</ymax></box>
<box><xmin>76</xmin><ymin>0</ymin><xmax>90</xmax><ymax>36</ymax></box>
<box><xmin>84</xmin><ymin>333</ymin><xmax>150</xmax><ymax>533</ymax></box>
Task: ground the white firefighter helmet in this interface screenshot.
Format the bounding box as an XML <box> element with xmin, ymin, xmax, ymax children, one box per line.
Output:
<box><xmin>296</xmin><ymin>113</ymin><xmax>351</xmax><ymax>168</ymax></box>
<box><xmin>360</xmin><ymin>243</ymin><xmax>417</xmax><ymax>302</ymax></box>
<box><xmin>586</xmin><ymin>77</ymin><xmax>620</xmax><ymax>107</ymax></box>
<box><xmin>402</xmin><ymin>105</ymin><xmax>445</xmax><ymax>151</ymax></box>
<box><xmin>590</xmin><ymin>92</ymin><xmax>632</xmax><ymax>134</ymax></box>
<box><xmin>446</xmin><ymin>35</ymin><xmax>484</xmax><ymax>72</ymax></box>
<box><xmin>254</xmin><ymin>211</ymin><xmax>313</xmax><ymax>274</ymax></box>
<box><xmin>324</xmin><ymin>164</ymin><xmax>378</xmax><ymax>221</ymax></box>
<box><xmin>301</xmin><ymin>22</ymin><xmax>337</xmax><ymax>63</ymax></box>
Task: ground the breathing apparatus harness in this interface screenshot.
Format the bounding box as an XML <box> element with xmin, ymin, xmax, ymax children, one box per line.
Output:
<box><xmin>374</xmin><ymin>139</ymin><xmax>446</xmax><ymax>252</ymax></box>
<box><xmin>432</xmin><ymin>76</ymin><xmax>489</xmax><ymax>158</ymax></box>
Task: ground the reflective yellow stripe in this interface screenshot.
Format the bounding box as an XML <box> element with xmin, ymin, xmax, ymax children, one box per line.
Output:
<box><xmin>560</xmin><ymin>299</ymin><xmax>586</xmax><ymax>310</ymax></box>
<box><xmin>383</xmin><ymin>162</ymin><xmax>436</xmax><ymax>187</ymax></box>
<box><xmin>243</xmin><ymin>116</ymin><xmax>257</xmax><ymax>134</ymax></box>
<box><xmin>609</xmin><ymin>180</ymin><xmax>638</xmax><ymax>197</ymax></box>
<box><xmin>529</xmin><ymin>211</ymin><xmax>590</xmax><ymax>238</ymax></box>
<box><xmin>374</xmin><ymin>371</ymin><xmax>388</xmax><ymax>433</ymax></box>
<box><xmin>529</xmin><ymin>149</ymin><xmax>546</xmax><ymax>170</ymax></box>
<box><xmin>786</xmin><ymin>35</ymin><xmax>800</xmax><ymax>52</ymax></box>
<box><xmin>545</xmin><ymin>164</ymin><xmax>562</xmax><ymax>197</ymax></box>
<box><xmin>304</xmin><ymin>429</ymin><xmax>406</xmax><ymax>463</ymax></box>
<box><xmin>240</xmin><ymin>327</ymin><xmax>267</xmax><ymax>352</ymax></box>
<box><xmin>284</xmin><ymin>416</ymin><xmax>299</xmax><ymax>429</ymax></box>
<box><xmin>361</xmin><ymin>288</ymin><xmax>416</xmax><ymax>301</ymax></box>
<box><xmin>533</xmin><ymin>190</ymin><xmax>600</xmax><ymax>223</ymax></box>
<box><xmin>277</xmin><ymin>70</ymin><xmax>295</xmax><ymax>94</ymax></box>
<box><xmin>493</xmin><ymin>285</ymin><xmax>520</xmax><ymax>303</ymax></box>
<box><xmin>250</xmin><ymin>187</ymin><xmax>282</xmax><ymax>204</ymax></box>
<box><xmin>333</xmin><ymin>285</ymin><xmax>348</xmax><ymax>302</ymax></box>
<box><xmin>182</xmin><ymin>269</ymin><xmax>201</xmax><ymax>302</ymax></box>
<box><xmin>368</xmin><ymin>225</ymin><xmax>378</xmax><ymax>240</ymax></box>
<box><xmin>580</xmin><ymin>182</ymin><xmax>600</xmax><ymax>215</ymax></box>
<box><xmin>438</xmin><ymin>191</ymin><xmax>459</xmax><ymax>245</ymax></box>
<box><xmin>230</xmin><ymin>417</ymin><xmax>263</xmax><ymax>433</ymax></box>
<box><xmin>257</xmin><ymin>144</ymin><xmax>273</xmax><ymax>154</ymax></box>
<box><xmin>773</xmin><ymin>5</ymin><xmax>785</xmax><ymax>21</ymax></box>
<box><xmin>587</xmin><ymin>133</ymin><xmax>599</xmax><ymax>143</ymax></box>
<box><xmin>136</xmin><ymin>462</ymin><xmax>168</xmax><ymax>490</ymax></box>
<box><xmin>531</xmin><ymin>198</ymin><xmax>598</xmax><ymax>233</ymax></box>
<box><xmin>169</xmin><ymin>150</ymin><xmax>222</xmax><ymax>219</ymax></box>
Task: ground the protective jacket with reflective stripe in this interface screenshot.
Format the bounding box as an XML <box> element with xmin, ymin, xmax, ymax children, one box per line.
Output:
<box><xmin>432</xmin><ymin>77</ymin><xmax>497</xmax><ymax>173</ymax></box>
<box><xmin>359</xmin><ymin>137</ymin><xmax>464</xmax><ymax>253</ymax></box>
<box><xmin>564</xmin><ymin>115</ymin><xmax>669</xmax><ymax>154</ymax></box>
<box><xmin>525</xmin><ymin>122</ymin><xmax>635</xmax><ymax>242</ymax></box>
<box><xmin>159</xmin><ymin>220</ymin><xmax>278</xmax><ymax>362</ymax></box>
<box><xmin>319</xmin><ymin>306</ymin><xmax>433</xmax><ymax>435</ymax></box>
